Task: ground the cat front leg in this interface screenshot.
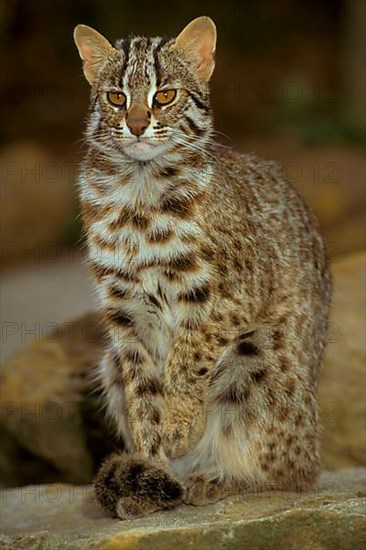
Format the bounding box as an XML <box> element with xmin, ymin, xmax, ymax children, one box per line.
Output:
<box><xmin>94</xmin><ymin>300</ymin><xmax>183</xmax><ymax>519</ymax></box>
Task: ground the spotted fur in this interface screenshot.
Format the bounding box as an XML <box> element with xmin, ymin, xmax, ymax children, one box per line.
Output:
<box><xmin>74</xmin><ymin>17</ymin><xmax>332</xmax><ymax>519</ymax></box>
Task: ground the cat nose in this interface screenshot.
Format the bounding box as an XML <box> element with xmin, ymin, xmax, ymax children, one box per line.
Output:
<box><xmin>127</xmin><ymin>118</ymin><xmax>148</xmax><ymax>137</ymax></box>
<box><xmin>126</xmin><ymin>105</ymin><xmax>150</xmax><ymax>137</ymax></box>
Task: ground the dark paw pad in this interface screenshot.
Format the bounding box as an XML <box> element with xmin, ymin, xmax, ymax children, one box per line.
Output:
<box><xmin>94</xmin><ymin>453</ymin><xmax>183</xmax><ymax>519</ymax></box>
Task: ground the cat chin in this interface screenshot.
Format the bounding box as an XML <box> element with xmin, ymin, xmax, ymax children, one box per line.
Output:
<box><xmin>124</xmin><ymin>141</ymin><xmax>166</xmax><ymax>162</ymax></box>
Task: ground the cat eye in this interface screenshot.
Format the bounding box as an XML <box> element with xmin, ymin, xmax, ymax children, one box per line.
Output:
<box><xmin>107</xmin><ymin>91</ymin><xmax>126</xmax><ymax>107</ymax></box>
<box><xmin>154</xmin><ymin>89</ymin><xmax>177</xmax><ymax>106</ymax></box>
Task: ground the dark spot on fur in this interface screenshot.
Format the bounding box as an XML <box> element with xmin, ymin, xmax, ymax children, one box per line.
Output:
<box><xmin>197</xmin><ymin>367</ymin><xmax>208</xmax><ymax>376</ymax></box>
<box><xmin>218</xmin><ymin>282</ymin><xmax>231</xmax><ymax>298</ymax></box>
<box><xmin>161</xmin><ymin>194</ymin><xmax>193</xmax><ymax>218</ymax></box>
<box><xmin>237</xmin><ymin>341</ymin><xmax>259</xmax><ymax>356</ymax></box>
<box><xmin>159</xmin><ymin>166</ymin><xmax>178</xmax><ymax>178</ymax></box>
<box><xmin>109</xmin><ymin>207</ymin><xmax>133</xmax><ymax>229</ymax></box>
<box><xmin>178</xmin><ymin>284</ymin><xmax>210</xmax><ymax>303</ymax></box>
<box><xmin>106</xmin><ymin>309</ymin><xmax>134</xmax><ymax>327</ymax></box>
<box><xmin>168</xmin><ymin>253</ymin><xmax>197</xmax><ymax>272</ymax></box>
<box><xmin>109</xmin><ymin>285</ymin><xmax>128</xmax><ymax>300</ymax></box>
<box><xmin>194</xmin><ymin>351</ymin><xmax>202</xmax><ymax>361</ymax></box>
<box><xmin>136</xmin><ymin>378</ymin><xmax>162</xmax><ymax>396</ymax></box>
<box><xmin>132</xmin><ymin>213</ymin><xmax>149</xmax><ymax>230</ymax></box>
<box><xmin>216</xmin><ymin>336</ymin><xmax>228</xmax><ymax>346</ymax></box>
<box><xmin>230</xmin><ymin>313</ymin><xmax>240</xmax><ymax>326</ymax></box>
<box><xmin>251</xmin><ymin>368</ymin><xmax>267</xmax><ymax>383</ymax></box>
<box><xmin>91</xmin><ymin>262</ymin><xmax>138</xmax><ymax>283</ymax></box>
<box><xmin>200</xmin><ymin>245</ymin><xmax>214</xmax><ymax>261</ymax></box>
<box><xmin>93</xmin><ymin>234</ymin><xmax>116</xmax><ymax>250</ymax></box>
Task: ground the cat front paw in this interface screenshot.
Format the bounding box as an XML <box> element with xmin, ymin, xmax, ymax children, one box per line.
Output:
<box><xmin>184</xmin><ymin>474</ymin><xmax>233</xmax><ymax>506</ymax></box>
<box><xmin>94</xmin><ymin>452</ymin><xmax>183</xmax><ymax>519</ymax></box>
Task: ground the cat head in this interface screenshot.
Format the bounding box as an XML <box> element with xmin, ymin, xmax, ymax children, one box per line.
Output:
<box><xmin>74</xmin><ymin>17</ymin><xmax>216</xmax><ymax>162</ymax></box>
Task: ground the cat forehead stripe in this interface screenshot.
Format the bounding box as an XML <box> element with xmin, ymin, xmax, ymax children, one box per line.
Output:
<box><xmin>116</xmin><ymin>36</ymin><xmax>175</xmax><ymax>97</ymax></box>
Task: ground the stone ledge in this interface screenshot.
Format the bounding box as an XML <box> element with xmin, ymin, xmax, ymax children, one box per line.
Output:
<box><xmin>0</xmin><ymin>468</ymin><xmax>365</xmax><ymax>549</ymax></box>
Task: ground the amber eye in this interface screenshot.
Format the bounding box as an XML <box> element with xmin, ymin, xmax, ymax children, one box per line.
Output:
<box><xmin>154</xmin><ymin>89</ymin><xmax>177</xmax><ymax>106</ymax></box>
<box><xmin>107</xmin><ymin>91</ymin><xmax>126</xmax><ymax>107</ymax></box>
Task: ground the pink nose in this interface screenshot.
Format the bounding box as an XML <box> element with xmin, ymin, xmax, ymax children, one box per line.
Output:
<box><xmin>127</xmin><ymin>118</ymin><xmax>148</xmax><ymax>137</ymax></box>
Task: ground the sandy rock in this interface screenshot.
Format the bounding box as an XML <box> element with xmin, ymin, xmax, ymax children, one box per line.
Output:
<box><xmin>0</xmin><ymin>341</ymin><xmax>93</xmax><ymax>484</ymax></box>
<box><xmin>0</xmin><ymin>468</ymin><xmax>365</xmax><ymax>549</ymax></box>
<box><xmin>0</xmin><ymin>313</ymin><xmax>115</xmax><ymax>486</ymax></box>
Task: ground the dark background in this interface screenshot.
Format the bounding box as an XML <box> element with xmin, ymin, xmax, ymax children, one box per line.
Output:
<box><xmin>1</xmin><ymin>0</ymin><xmax>365</xmax><ymax>360</ymax></box>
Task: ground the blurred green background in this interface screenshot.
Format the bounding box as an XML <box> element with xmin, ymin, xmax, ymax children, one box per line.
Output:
<box><xmin>1</xmin><ymin>0</ymin><xmax>365</xmax><ymax>360</ymax></box>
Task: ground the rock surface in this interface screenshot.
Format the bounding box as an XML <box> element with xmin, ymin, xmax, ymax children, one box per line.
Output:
<box><xmin>0</xmin><ymin>468</ymin><xmax>365</xmax><ymax>549</ymax></box>
<box><xmin>0</xmin><ymin>313</ymin><xmax>115</xmax><ymax>487</ymax></box>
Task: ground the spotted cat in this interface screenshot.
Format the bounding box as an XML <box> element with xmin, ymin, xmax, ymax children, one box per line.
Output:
<box><xmin>73</xmin><ymin>16</ymin><xmax>332</xmax><ymax>519</ymax></box>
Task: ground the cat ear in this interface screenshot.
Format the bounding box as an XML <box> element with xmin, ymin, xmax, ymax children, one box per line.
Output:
<box><xmin>173</xmin><ymin>16</ymin><xmax>216</xmax><ymax>82</ymax></box>
<box><xmin>74</xmin><ymin>24</ymin><xmax>114</xmax><ymax>85</ymax></box>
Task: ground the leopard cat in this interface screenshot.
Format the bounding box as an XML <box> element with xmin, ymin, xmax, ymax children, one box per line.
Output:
<box><xmin>73</xmin><ymin>16</ymin><xmax>332</xmax><ymax>519</ymax></box>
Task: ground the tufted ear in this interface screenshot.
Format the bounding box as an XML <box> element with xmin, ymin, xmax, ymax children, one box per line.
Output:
<box><xmin>173</xmin><ymin>16</ymin><xmax>216</xmax><ymax>82</ymax></box>
<box><xmin>73</xmin><ymin>24</ymin><xmax>114</xmax><ymax>85</ymax></box>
